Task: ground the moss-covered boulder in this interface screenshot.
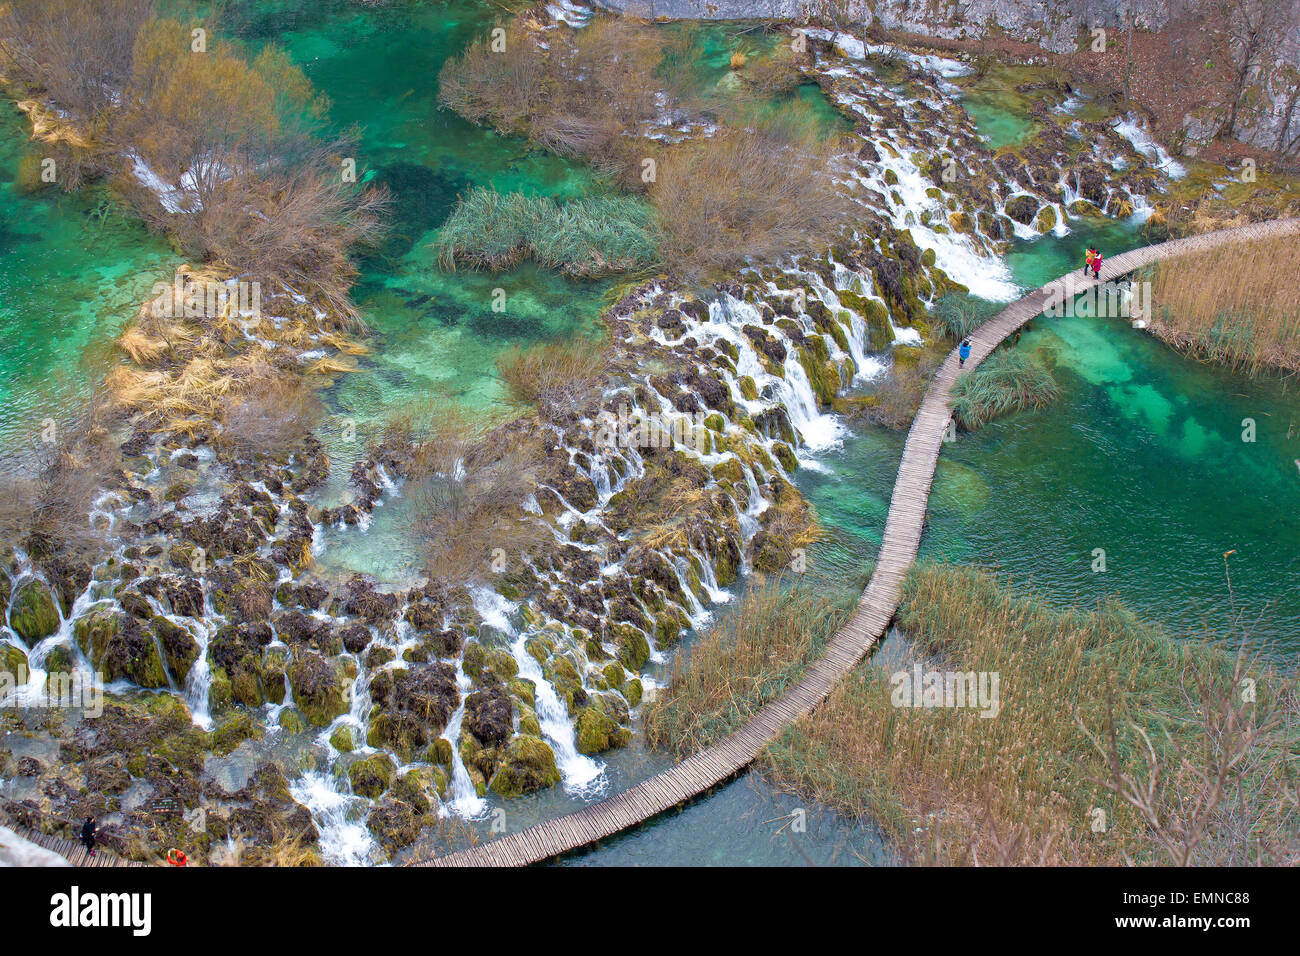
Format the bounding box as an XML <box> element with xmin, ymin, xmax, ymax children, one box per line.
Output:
<box><xmin>575</xmin><ymin>694</ymin><xmax>632</xmax><ymax>755</ymax></box>
<box><xmin>1035</xmin><ymin>204</ymin><xmax>1058</xmax><ymax>233</ymax></box>
<box><xmin>75</xmin><ymin>610</ymin><xmax>168</xmax><ymax>688</ymax></box>
<box><xmin>612</xmin><ymin>623</ymin><xmax>650</xmax><ymax>671</ymax></box>
<box><xmin>287</xmin><ymin>652</ymin><xmax>349</xmax><ymax>727</ymax></box>
<box><xmin>8</xmin><ymin>580</ymin><xmax>59</xmax><ymax>641</ymax></box>
<box><xmin>348</xmin><ymin>752</ymin><xmax>396</xmax><ymax>799</ymax></box>
<box><xmin>329</xmin><ymin>725</ymin><xmax>356</xmax><ymax>752</ymax></box>
<box><xmin>368</xmin><ymin>798</ymin><xmax>421</xmax><ymax>856</ymax></box>
<box><xmin>153</xmin><ymin>617</ymin><xmax>200</xmax><ymax>685</ymax></box>
<box><xmin>1003</xmin><ymin>194</ymin><xmax>1039</xmax><ymax>225</ymax></box>
<box><xmin>211</xmin><ymin>711</ymin><xmax>264</xmax><ymax>755</ymax></box>
<box><xmin>1</xmin><ymin>641</ymin><xmax>28</xmax><ymax>682</ymax></box>
<box><xmin>488</xmin><ymin>734</ymin><xmax>561</xmax><ymax>797</ymax></box>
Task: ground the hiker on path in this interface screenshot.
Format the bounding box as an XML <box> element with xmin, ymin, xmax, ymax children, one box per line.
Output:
<box><xmin>959</xmin><ymin>339</ymin><xmax>971</xmax><ymax>367</ymax></box>
<box><xmin>79</xmin><ymin>817</ymin><xmax>96</xmax><ymax>857</ymax></box>
<box><xmin>1092</xmin><ymin>249</ymin><xmax>1103</xmax><ymax>279</ymax></box>
<box><xmin>1084</xmin><ymin>247</ymin><xmax>1096</xmax><ymax>275</ymax></box>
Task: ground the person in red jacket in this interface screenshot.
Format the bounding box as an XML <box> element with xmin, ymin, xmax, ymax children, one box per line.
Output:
<box><xmin>1092</xmin><ymin>249</ymin><xmax>1103</xmax><ymax>278</ymax></box>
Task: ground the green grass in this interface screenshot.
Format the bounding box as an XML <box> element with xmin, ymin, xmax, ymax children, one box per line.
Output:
<box><xmin>951</xmin><ymin>350</ymin><xmax>1058</xmax><ymax>429</ymax></box>
<box><xmin>433</xmin><ymin>187</ymin><xmax>660</xmax><ymax>278</ymax></box>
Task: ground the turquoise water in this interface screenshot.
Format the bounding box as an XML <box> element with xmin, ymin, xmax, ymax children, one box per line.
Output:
<box><xmin>801</xmin><ymin>215</ymin><xmax>1300</xmax><ymax>653</ymax></box>
<box><xmin>0</xmin><ymin>107</ymin><xmax>175</xmax><ymax>461</ymax></box>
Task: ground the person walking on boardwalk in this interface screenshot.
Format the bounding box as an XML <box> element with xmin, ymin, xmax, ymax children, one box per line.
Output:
<box><xmin>79</xmin><ymin>817</ymin><xmax>96</xmax><ymax>857</ymax></box>
<box><xmin>1084</xmin><ymin>247</ymin><xmax>1096</xmax><ymax>275</ymax></box>
<box><xmin>1092</xmin><ymin>249</ymin><xmax>1103</xmax><ymax>279</ymax></box>
<box><xmin>959</xmin><ymin>339</ymin><xmax>971</xmax><ymax>367</ymax></box>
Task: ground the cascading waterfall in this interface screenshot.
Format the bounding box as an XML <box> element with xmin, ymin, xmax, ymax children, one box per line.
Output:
<box><xmin>470</xmin><ymin>586</ymin><xmax>605</xmax><ymax>796</ymax></box>
<box><xmin>439</xmin><ymin>663</ymin><xmax>489</xmax><ymax>819</ymax></box>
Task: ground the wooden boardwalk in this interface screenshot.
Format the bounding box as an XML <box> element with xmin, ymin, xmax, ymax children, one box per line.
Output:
<box><xmin>421</xmin><ymin>217</ymin><xmax>1300</xmax><ymax>867</ymax></box>
<box><xmin>8</xmin><ymin>221</ymin><xmax>1293</xmax><ymax>870</ymax></box>
<box><xmin>1</xmin><ymin>822</ymin><xmax>144</xmax><ymax>867</ymax></box>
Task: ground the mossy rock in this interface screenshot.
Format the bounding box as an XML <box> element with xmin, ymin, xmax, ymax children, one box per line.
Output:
<box><xmin>575</xmin><ymin>694</ymin><xmax>632</xmax><ymax>755</ymax></box>
<box><xmin>329</xmin><ymin>725</ymin><xmax>357</xmax><ymax>752</ymax></box>
<box><xmin>710</xmin><ymin>458</ymin><xmax>745</xmax><ymax>486</ymax></box>
<box><xmin>278</xmin><ymin>707</ymin><xmax>308</xmax><ymax>734</ymax></box>
<box><xmin>948</xmin><ymin>211</ymin><xmax>973</xmax><ymax>233</ymax></box>
<box><xmin>287</xmin><ymin>653</ymin><xmax>349</xmax><ymax>727</ymax></box>
<box><xmin>8</xmin><ymin>580</ymin><xmax>60</xmax><ymax>642</ymax></box>
<box><xmin>612</xmin><ymin>623</ymin><xmax>650</xmax><ymax>671</ymax></box>
<box><xmin>1</xmin><ymin>642</ymin><xmax>28</xmax><ymax>682</ymax></box>
<box><xmin>624</xmin><ymin>678</ymin><xmax>644</xmax><ymax>708</ymax></box>
<box><xmin>738</xmin><ymin>375</ymin><xmax>759</xmax><ymax>401</ymax></box>
<box><xmin>349</xmin><ymin>752</ymin><xmax>396</xmax><ymax>800</ymax></box>
<box><xmin>43</xmin><ymin>642</ymin><xmax>73</xmax><ymax>674</ymax></box>
<box><xmin>858</xmin><ymin>298</ymin><xmax>894</xmax><ymax>352</ymax></box>
<box><xmin>654</xmin><ymin>606</ymin><xmax>691</xmax><ymax>647</ymax></box>
<box><xmin>488</xmin><ymin>735</ymin><xmax>561</xmax><ymax>797</ymax></box>
<box><xmin>1035</xmin><ymin>204</ymin><xmax>1058</xmax><ymax>233</ymax></box>
<box><xmin>508</xmin><ymin>677</ymin><xmax>536</xmax><ymax>710</ymax></box>
<box><xmin>390</xmin><ymin>767</ymin><xmax>440</xmax><ymax>814</ymax></box>
<box><xmin>1003</xmin><ymin>194</ymin><xmax>1039</xmax><ymax>225</ymax></box>
<box><xmin>212</xmin><ymin>712</ymin><xmax>264</xmax><ymax>755</ymax></box>
<box><xmin>883</xmin><ymin>168</ymin><xmax>899</xmax><ymax>186</ymax></box>
<box><xmin>517</xmin><ymin>704</ymin><xmax>541</xmax><ymax>737</ymax></box>
<box><xmin>771</xmin><ymin>442</ymin><xmax>798</xmax><ymax>472</ymax></box>
<box><xmin>424</xmin><ymin>737</ymin><xmax>454</xmax><ymax>767</ymax></box>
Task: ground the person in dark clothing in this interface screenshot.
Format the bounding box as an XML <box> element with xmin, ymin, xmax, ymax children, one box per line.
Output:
<box><xmin>79</xmin><ymin>817</ymin><xmax>96</xmax><ymax>857</ymax></box>
<box><xmin>959</xmin><ymin>339</ymin><xmax>971</xmax><ymax>367</ymax></box>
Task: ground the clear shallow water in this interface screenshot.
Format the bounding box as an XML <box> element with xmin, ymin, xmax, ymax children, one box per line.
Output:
<box><xmin>0</xmin><ymin>107</ymin><xmax>174</xmax><ymax>459</ymax></box>
<box><xmin>802</xmin><ymin>215</ymin><xmax>1300</xmax><ymax>653</ymax></box>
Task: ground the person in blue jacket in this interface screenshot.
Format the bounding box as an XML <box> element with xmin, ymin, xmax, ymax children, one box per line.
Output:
<box><xmin>959</xmin><ymin>339</ymin><xmax>971</xmax><ymax>367</ymax></box>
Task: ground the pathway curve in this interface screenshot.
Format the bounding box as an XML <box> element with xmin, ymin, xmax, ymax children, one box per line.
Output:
<box><xmin>421</xmin><ymin>219</ymin><xmax>1297</xmax><ymax>865</ymax></box>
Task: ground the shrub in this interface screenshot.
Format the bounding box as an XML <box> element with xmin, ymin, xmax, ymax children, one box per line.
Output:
<box><xmin>0</xmin><ymin>0</ymin><xmax>154</xmax><ymax>123</ymax></box>
<box><xmin>218</xmin><ymin>367</ymin><xmax>323</xmax><ymax>458</ymax></box>
<box><xmin>950</xmin><ymin>350</ymin><xmax>1058</xmax><ymax>429</ymax></box>
<box><xmin>643</xmin><ymin>582</ymin><xmax>853</xmax><ymax>758</ymax></box>
<box><xmin>496</xmin><ymin>337</ymin><xmax>608</xmax><ymax>420</ymax></box>
<box><xmin>763</xmin><ymin>563</ymin><xmax>1300</xmax><ymax>866</ymax></box>
<box><xmin>650</xmin><ymin>121</ymin><xmax>850</xmax><ymax>279</ymax></box>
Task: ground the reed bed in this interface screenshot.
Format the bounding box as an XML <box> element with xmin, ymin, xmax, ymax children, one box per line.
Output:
<box><xmin>762</xmin><ymin>563</ymin><xmax>1299</xmax><ymax>866</ymax></box>
<box><xmin>643</xmin><ymin>582</ymin><xmax>854</xmax><ymax>758</ymax></box>
<box><xmin>1146</xmin><ymin>236</ymin><xmax>1300</xmax><ymax>375</ymax></box>
<box><xmin>929</xmin><ymin>292</ymin><xmax>999</xmax><ymax>341</ymax></box>
<box><xmin>950</xmin><ymin>350</ymin><xmax>1058</xmax><ymax>429</ymax></box>
<box><xmin>434</xmin><ymin>187</ymin><xmax>659</xmax><ymax>277</ymax></box>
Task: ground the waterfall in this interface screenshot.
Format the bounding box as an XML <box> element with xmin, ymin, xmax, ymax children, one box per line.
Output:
<box><xmin>469</xmin><ymin>587</ymin><xmax>605</xmax><ymax>797</ymax></box>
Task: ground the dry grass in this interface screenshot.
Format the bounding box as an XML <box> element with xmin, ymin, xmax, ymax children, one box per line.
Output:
<box><xmin>496</xmin><ymin>336</ymin><xmax>608</xmax><ymax>421</ymax></box>
<box><xmin>643</xmin><ymin>582</ymin><xmax>854</xmax><ymax>758</ymax></box>
<box><xmin>1146</xmin><ymin>236</ymin><xmax>1300</xmax><ymax>375</ymax></box>
<box><xmin>762</xmin><ymin>563</ymin><xmax>1299</xmax><ymax>866</ymax></box>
